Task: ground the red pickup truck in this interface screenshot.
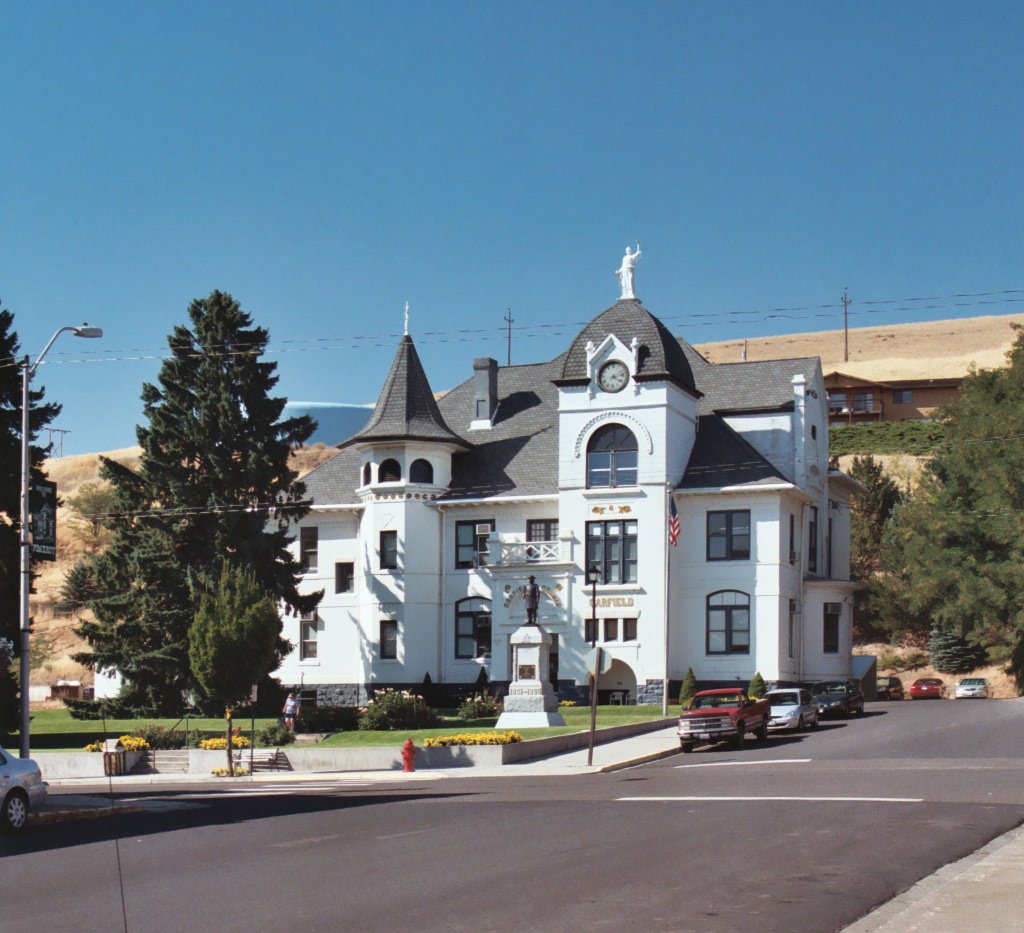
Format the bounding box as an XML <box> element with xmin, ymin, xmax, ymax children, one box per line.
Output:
<box><xmin>677</xmin><ymin>688</ymin><xmax>771</xmax><ymax>753</ymax></box>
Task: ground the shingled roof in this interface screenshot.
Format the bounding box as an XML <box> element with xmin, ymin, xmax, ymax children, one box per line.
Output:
<box><xmin>680</xmin><ymin>342</ymin><xmax>819</xmax><ymax>415</ymax></box>
<box><xmin>339</xmin><ymin>335</ymin><xmax>467</xmax><ymax>449</ymax></box>
<box><xmin>678</xmin><ymin>415</ymin><xmax>789</xmax><ymax>489</ymax></box>
<box><xmin>555</xmin><ymin>299</ymin><xmax>701</xmax><ymax>397</ymax></box>
<box><xmin>301</xmin><ymin>301</ymin><xmax>819</xmax><ymax>506</ymax></box>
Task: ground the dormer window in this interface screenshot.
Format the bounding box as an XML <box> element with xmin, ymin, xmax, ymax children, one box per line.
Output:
<box><xmin>410</xmin><ymin>458</ymin><xmax>433</xmax><ymax>484</ymax></box>
<box><xmin>379</xmin><ymin>458</ymin><xmax>401</xmax><ymax>482</ymax></box>
<box><xmin>586</xmin><ymin>424</ymin><xmax>638</xmax><ymax>488</ymax></box>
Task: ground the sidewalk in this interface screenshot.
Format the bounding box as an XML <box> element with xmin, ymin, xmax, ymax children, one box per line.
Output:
<box><xmin>842</xmin><ymin>823</ymin><xmax>1024</xmax><ymax>933</ymax></box>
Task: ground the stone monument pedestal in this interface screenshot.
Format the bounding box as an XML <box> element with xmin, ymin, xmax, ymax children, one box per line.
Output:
<box><xmin>496</xmin><ymin>624</ymin><xmax>565</xmax><ymax>729</ymax></box>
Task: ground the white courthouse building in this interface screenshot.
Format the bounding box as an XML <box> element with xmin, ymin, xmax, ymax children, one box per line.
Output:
<box><xmin>278</xmin><ymin>270</ymin><xmax>860</xmax><ymax>707</ymax></box>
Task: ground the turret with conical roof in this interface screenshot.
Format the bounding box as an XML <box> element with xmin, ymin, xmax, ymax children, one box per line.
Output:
<box><xmin>342</xmin><ymin>334</ymin><xmax>468</xmax><ymax>450</ymax></box>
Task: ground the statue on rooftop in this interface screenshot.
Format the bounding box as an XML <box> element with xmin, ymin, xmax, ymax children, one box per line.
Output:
<box><xmin>615</xmin><ymin>243</ymin><xmax>642</xmax><ymax>300</ymax></box>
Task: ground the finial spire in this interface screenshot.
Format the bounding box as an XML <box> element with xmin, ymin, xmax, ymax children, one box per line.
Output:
<box><xmin>404</xmin><ymin>301</ymin><xmax>410</xmax><ymax>336</ymax></box>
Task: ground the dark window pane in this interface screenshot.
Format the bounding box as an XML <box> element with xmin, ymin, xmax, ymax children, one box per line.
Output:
<box><xmin>623</xmin><ymin>618</ymin><xmax>637</xmax><ymax>641</ymax></box>
<box><xmin>335</xmin><ymin>562</ymin><xmax>354</xmax><ymax>593</ymax></box>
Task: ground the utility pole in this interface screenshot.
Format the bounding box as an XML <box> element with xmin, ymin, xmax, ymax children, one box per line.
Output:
<box><xmin>842</xmin><ymin>287</ymin><xmax>851</xmax><ymax>363</ymax></box>
<box><xmin>45</xmin><ymin>427</ymin><xmax>71</xmax><ymax>458</ymax></box>
<box><xmin>503</xmin><ymin>309</ymin><xmax>514</xmax><ymax>366</ymax></box>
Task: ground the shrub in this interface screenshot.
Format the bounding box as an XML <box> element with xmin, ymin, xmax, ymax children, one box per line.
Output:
<box><xmin>456</xmin><ymin>694</ymin><xmax>501</xmax><ymax>720</ymax></box>
<box><xmin>678</xmin><ymin>667</ymin><xmax>698</xmax><ymax>707</ymax></box>
<box><xmin>299</xmin><ymin>705</ymin><xmax>359</xmax><ymax>733</ymax></box>
<box><xmin>118</xmin><ymin>735</ymin><xmax>150</xmax><ymax>751</ymax></box>
<box><xmin>422</xmin><ymin>731</ymin><xmax>522</xmax><ymax>747</ymax></box>
<box><xmin>877</xmin><ymin>648</ymin><xmax>930</xmax><ymax>673</ymax></box>
<box><xmin>133</xmin><ymin>724</ymin><xmax>188</xmax><ymax>750</ymax></box>
<box><xmin>255</xmin><ymin>723</ymin><xmax>296</xmax><ymax>747</ymax></box>
<box><xmin>84</xmin><ymin>741</ymin><xmax>103</xmax><ymax>752</ymax></box>
<box><xmin>198</xmin><ymin>735</ymin><xmax>251</xmax><ymax>750</ymax></box>
<box><xmin>747</xmin><ymin>672</ymin><xmax>767</xmax><ymax>699</ymax></box>
<box><xmin>358</xmin><ymin>689</ymin><xmax>440</xmax><ymax>731</ymax></box>
<box><xmin>211</xmin><ymin>767</ymin><xmax>249</xmax><ymax>777</ymax></box>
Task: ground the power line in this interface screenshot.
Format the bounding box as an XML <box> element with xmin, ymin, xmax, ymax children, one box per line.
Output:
<box><xmin>13</xmin><ymin>287</ymin><xmax>1023</xmax><ymax>371</ymax></box>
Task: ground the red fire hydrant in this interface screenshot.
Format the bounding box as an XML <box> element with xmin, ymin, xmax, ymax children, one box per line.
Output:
<box><xmin>401</xmin><ymin>738</ymin><xmax>416</xmax><ymax>772</ymax></box>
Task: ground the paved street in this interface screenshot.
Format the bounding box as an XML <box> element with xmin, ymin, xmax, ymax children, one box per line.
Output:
<box><xmin>5</xmin><ymin>699</ymin><xmax>1024</xmax><ymax>933</ymax></box>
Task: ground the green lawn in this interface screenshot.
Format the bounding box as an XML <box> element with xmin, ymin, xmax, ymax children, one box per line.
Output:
<box><xmin>17</xmin><ymin>704</ymin><xmax>675</xmax><ymax>752</ymax></box>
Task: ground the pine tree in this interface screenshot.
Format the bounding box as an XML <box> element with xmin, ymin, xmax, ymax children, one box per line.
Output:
<box><xmin>0</xmin><ymin>306</ymin><xmax>60</xmax><ymax>745</ymax></box>
<box><xmin>189</xmin><ymin>565</ymin><xmax>282</xmax><ymax>711</ymax></box>
<box><xmin>928</xmin><ymin>626</ymin><xmax>986</xmax><ymax>675</ymax></box>
<box><xmin>848</xmin><ymin>454</ymin><xmax>904</xmax><ymax>580</ymax></box>
<box><xmin>748</xmin><ymin>671</ymin><xmax>767</xmax><ymax>698</ymax></box>
<box><xmin>678</xmin><ymin>667</ymin><xmax>698</xmax><ymax>707</ymax></box>
<box><xmin>73</xmin><ymin>291</ymin><xmax>318</xmax><ymax>715</ymax></box>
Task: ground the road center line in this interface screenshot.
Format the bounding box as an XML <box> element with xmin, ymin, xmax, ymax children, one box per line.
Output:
<box><xmin>674</xmin><ymin>758</ymin><xmax>812</xmax><ymax>769</ymax></box>
<box><xmin>376</xmin><ymin>828</ymin><xmax>435</xmax><ymax>840</ymax></box>
<box><xmin>618</xmin><ymin>795</ymin><xmax>923</xmax><ymax>803</ymax></box>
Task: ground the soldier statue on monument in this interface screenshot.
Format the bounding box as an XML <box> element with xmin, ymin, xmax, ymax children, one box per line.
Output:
<box><xmin>525</xmin><ymin>575</ymin><xmax>541</xmax><ymax>625</ymax></box>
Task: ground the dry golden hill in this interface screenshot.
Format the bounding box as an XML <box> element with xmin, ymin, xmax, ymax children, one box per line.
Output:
<box><xmin>694</xmin><ymin>311</ymin><xmax>1024</xmax><ymax>381</ymax></box>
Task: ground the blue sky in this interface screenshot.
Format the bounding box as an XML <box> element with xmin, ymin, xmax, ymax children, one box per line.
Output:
<box><xmin>3</xmin><ymin>1</ymin><xmax>1022</xmax><ymax>455</ymax></box>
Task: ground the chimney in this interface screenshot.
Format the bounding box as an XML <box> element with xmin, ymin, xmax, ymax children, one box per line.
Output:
<box><xmin>471</xmin><ymin>357</ymin><xmax>498</xmax><ymax>430</ymax></box>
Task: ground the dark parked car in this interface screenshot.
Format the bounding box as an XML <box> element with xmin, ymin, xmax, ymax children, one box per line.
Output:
<box><xmin>910</xmin><ymin>677</ymin><xmax>946</xmax><ymax>700</ymax></box>
<box><xmin>811</xmin><ymin>680</ymin><xmax>865</xmax><ymax>718</ymax></box>
<box><xmin>876</xmin><ymin>676</ymin><xmax>905</xmax><ymax>701</ymax></box>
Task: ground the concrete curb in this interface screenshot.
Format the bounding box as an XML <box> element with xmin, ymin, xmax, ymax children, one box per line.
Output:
<box><xmin>31</xmin><ymin>805</ymin><xmax>145</xmax><ymax>825</ymax></box>
<box><xmin>598</xmin><ymin>746</ymin><xmax>684</xmax><ymax>773</ymax></box>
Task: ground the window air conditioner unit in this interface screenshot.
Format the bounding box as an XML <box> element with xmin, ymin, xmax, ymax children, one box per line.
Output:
<box><xmin>475</xmin><ymin>524</ymin><xmax>492</xmax><ymax>536</ymax></box>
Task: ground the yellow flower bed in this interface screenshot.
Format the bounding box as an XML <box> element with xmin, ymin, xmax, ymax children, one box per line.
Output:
<box><xmin>84</xmin><ymin>741</ymin><xmax>103</xmax><ymax>753</ymax></box>
<box><xmin>422</xmin><ymin>730</ymin><xmax>523</xmax><ymax>748</ymax></box>
<box><xmin>118</xmin><ymin>735</ymin><xmax>150</xmax><ymax>751</ymax></box>
<box><xmin>198</xmin><ymin>735</ymin><xmax>251</xmax><ymax>750</ymax></box>
<box><xmin>210</xmin><ymin>767</ymin><xmax>250</xmax><ymax>777</ymax></box>
<box><xmin>558</xmin><ymin>700</ymin><xmax>577</xmax><ymax>707</ymax></box>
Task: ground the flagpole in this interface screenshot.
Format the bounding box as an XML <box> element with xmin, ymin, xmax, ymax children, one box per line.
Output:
<box><xmin>663</xmin><ymin>484</ymin><xmax>672</xmax><ymax>716</ymax></box>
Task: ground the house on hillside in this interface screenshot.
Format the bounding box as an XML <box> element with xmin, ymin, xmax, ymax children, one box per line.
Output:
<box><xmin>277</xmin><ymin>263</ymin><xmax>861</xmax><ymax>707</ymax></box>
<box><xmin>824</xmin><ymin>371</ymin><xmax>962</xmax><ymax>425</ymax></box>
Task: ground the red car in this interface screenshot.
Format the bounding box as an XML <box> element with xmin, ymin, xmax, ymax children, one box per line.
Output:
<box><xmin>910</xmin><ymin>678</ymin><xmax>946</xmax><ymax>699</ymax></box>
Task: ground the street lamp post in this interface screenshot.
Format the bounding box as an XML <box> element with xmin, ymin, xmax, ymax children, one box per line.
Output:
<box><xmin>20</xmin><ymin>324</ymin><xmax>102</xmax><ymax>758</ymax></box>
<box><xmin>585</xmin><ymin>563</ymin><xmax>601</xmax><ymax>766</ymax></box>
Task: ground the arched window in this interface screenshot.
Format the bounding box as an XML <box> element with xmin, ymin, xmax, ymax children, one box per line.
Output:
<box><xmin>361</xmin><ymin>462</ymin><xmax>372</xmax><ymax>486</ymax></box>
<box><xmin>379</xmin><ymin>458</ymin><xmax>401</xmax><ymax>482</ymax></box>
<box><xmin>455</xmin><ymin>597</ymin><xmax>492</xmax><ymax>660</ymax></box>
<box><xmin>706</xmin><ymin>590</ymin><xmax>750</xmax><ymax>655</ymax></box>
<box><xmin>409</xmin><ymin>458</ymin><xmax>433</xmax><ymax>484</ymax></box>
<box><xmin>586</xmin><ymin>424</ymin><xmax>638</xmax><ymax>488</ymax></box>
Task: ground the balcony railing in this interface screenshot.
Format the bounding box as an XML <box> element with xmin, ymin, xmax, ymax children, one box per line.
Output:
<box><xmin>493</xmin><ymin>539</ymin><xmax>566</xmax><ymax>565</ymax></box>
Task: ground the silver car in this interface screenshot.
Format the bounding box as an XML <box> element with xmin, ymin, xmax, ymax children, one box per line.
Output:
<box><xmin>955</xmin><ymin>677</ymin><xmax>990</xmax><ymax>699</ymax></box>
<box><xmin>765</xmin><ymin>688</ymin><xmax>818</xmax><ymax>731</ymax></box>
<box><xmin>1</xmin><ymin>749</ymin><xmax>48</xmax><ymax>832</ymax></box>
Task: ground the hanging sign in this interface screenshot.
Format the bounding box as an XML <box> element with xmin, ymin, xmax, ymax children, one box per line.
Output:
<box><xmin>30</xmin><ymin>479</ymin><xmax>57</xmax><ymax>561</ymax></box>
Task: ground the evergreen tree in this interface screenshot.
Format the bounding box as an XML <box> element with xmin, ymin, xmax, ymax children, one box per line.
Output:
<box><xmin>848</xmin><ymin>454</ymin><xmax>904</xmax><ymax>580</ymax></box>
<box><xmin>58</xmin><ymin>560</ymin><xmax>97</xmax><ymax>615</ymax></box>
<box><xmin>748</xmin><ymin>671</ymin><xmax>766</xmax><ymax>698</ymax></box>
<box><xmin>73</xmin><ymin>291</ymin><xmax>318</xmax><ymax>715</ymax></box>
<box><xmin>927</xmin><ymin>625</ymin><xmax>986</xmax><ymax>675</ymax></box>
<box><xmin>678</xmin><ymin>667</ymin><xmax>698</xmax><ymax>707</ymax></box>
<box><xmin>189</xmin><ymin>565</ymin><xmax>282</xmax><ymax>711</ymax></box>
<box><xmin>0</xmin><ymin>306</ymin><xmax>60</xmax><ymax>745</ymax></box>
<box><xmin>878</xmin><ymin>326</ymin><xmax>1024</xmax><ymax>687</ymax></box>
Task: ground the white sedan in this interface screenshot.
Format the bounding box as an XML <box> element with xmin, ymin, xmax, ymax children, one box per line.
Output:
<box><xmin>955</xmin><ymin>677</ymin><xmax>990</xmax><ymax>699</ymax></box>
<box><xmin>765</xmin><ymin>688</ymin><xmax>819</xmax><ymax>731</ymax></box>
<box><xmin>1</xmin><ymin>749</ymin><xmax>48</xmax><ymax>832</ymax></box>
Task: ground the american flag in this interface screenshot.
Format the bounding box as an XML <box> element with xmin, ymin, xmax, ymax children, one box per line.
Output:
<box><xmin>668</xmin><ymin>497</ymin><xmax>680</xmax><ymax>547</ymax></box>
